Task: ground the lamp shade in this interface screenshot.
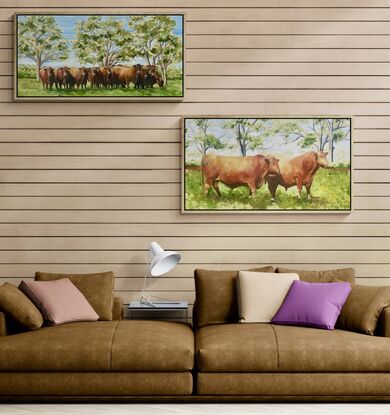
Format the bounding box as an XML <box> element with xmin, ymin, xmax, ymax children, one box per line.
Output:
<box><xmin>149</xmin><ymin>241</ymin><xmax>180</xmax><ymax>276</ymax></box>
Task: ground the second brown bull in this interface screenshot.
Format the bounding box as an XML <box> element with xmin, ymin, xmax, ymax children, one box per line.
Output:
<box><xmin>266</xmin><ymin>151</ymin><xmax>329</xmax><ymax>202</ymax></box>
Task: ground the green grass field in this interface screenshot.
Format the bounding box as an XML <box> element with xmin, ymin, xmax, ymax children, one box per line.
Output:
<box><xmin>184</xmin><ymin>168</ymin><xmax>351</xmax><ymax>211</ymax></box>
<box><xmin>17</xmin><ymin>77</ymin><xmax>183</xmax><ymax>97</ymax></box>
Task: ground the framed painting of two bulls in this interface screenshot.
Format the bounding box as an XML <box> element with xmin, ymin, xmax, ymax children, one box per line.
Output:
<box><xmin>14</xmin><ymin>13</ymin><xmax>184</xmax><ymax>101</ymax></box>
<box><xmin>182</xmin><ymin>117</ymin><xmax>352</xmax><ymax>213</ymax></box>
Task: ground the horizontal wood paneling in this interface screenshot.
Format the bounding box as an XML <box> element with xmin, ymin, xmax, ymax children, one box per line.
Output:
<box><xmin>1</xmin><ymin>1</ymin><xmax>390</xmax><ymax>321</ymax></box>
<box><xmin>0</xmin><ymin>196</ymin><xmax>387</xmax><ymax>210</ymax></box>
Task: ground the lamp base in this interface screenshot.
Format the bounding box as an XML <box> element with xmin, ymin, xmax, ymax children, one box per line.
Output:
<box><xmin>140</xmin><ymin>295</ymin><xmax>181</xmax><ymax>307</ymax></box>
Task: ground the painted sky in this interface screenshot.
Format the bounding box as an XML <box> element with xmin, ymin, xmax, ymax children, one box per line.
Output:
<box><xmin>185</xmin><ymin>118</ymin><xmax>351</xmax><ymax>164</ymax></box>
<box><xmin>18</xmin><ymin>14</ymin><xmax>183</xmax><ymax>66</ymax></box>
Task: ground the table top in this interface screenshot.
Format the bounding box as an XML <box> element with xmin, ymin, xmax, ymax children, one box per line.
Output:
<box><xmin>128</xmin><ymin>300</ymin><xmax>188</xmax><ymax>310</ymax></box>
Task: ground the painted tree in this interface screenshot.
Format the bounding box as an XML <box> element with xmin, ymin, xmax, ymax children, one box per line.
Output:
<box><xmin>223</xmin><ymin>119</ymin><xmax>270</xmax><ymax>156</ymax></box>
<box><xmin>325</xmin><ymin>118</ymin><xmax>350</xmax><ymax>162</ymax></box>
<box><xmin>273</xmin><ymin>119</ymin><xmax>350</xmax><ymax>162</ymax></box>
<box><xmin>17</xmin><ymin>15</ymin><xmax>69</xmax><ymax>80</ymax></box>
<box><xmin>73</xmin><ymin>16</ymin><xmax>129</xmax><ymax>66</ymax></box>
<box><xmin>126</xmin><ymin>16</ymin><xmax>182</xmax><ymax>85</ymax></box>
<box><xmin>186</xmin><ymin>119</ymin><xmax>225</xmax><ymax>156</ymax></box>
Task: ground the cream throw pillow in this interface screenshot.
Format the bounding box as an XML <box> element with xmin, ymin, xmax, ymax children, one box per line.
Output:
<box><xmin>237</xmin><ymin>271</ymin><xmax>299</xmax><ymax>323</ymax></box>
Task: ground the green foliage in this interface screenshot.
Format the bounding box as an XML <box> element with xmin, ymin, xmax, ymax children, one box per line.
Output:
<box><xmin>73</xmin><ymin>16</ymin><xmax>130</xmax><ymax>66</ymax></box>
<box><xmin>223</xmin><ymin>119</ymin><xmax>269</xmax><ymax>156</ymax></box>
<box><xmin>18</xmin><ymin>15</ymin><xmax>69</xmax><ymax>78</ymax></box>
<box><xmin>126</xmin><ymin>16</ymin><xmax>182</xmax><ymax>84</ymax></box>
<box><xmin>184</xmin><ymin>168</ymin><xmax>351</xmax><ymax>211</ymax></box>
<box><xmin>17</xmin><ymin>78</ymin><xmax>182</xmax><ymax>97</ymax></box>
<box><xmin>301</xmin><ymin>132</ymin><xmax>317</xmax><ymax>148</ymax></box>
<box><xmin>187</xmin><ymin>119</ymin><xmax>226</xmax><ymax>155</ymax></box>
<box><xmin>269</xmin><ymin>119</ymin><xmax>307</xmax><ymax>148</ymax></box>
<box><xmin>17</xmin><ymin>64</ymin><xmax>36</xmax><ymax>78</ymax></box>
<box><xmin>167</xmin><ymin>66</ymin><xmax>182</xmax><ymax>80</ymax></box>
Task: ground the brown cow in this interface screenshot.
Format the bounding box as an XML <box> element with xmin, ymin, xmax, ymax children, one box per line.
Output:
<box><xmin>201</xmin><ymin>154</ymin><xmax>280</xmax><ymax>197</ymax></box>
<box><xmin>98</xmin><ymin>67</ymin><xmax>111</xmax><ymax>88</ymax></box>
<box><xmin>111</xmin><ymin>65</ymin><xmax>138</xmax><ymax>88</ymax></box>
<box><xmin>39</xmin><ymin>67</ymin><xmax>55</xmax><ymax>89</ymax></box>
<box><xmin>54</xmin><ymin>67</ymin><xmax>66</xmax><ymax>89</ymax></box>
<box><xmin>145</xmin><ymin>65</ymin><xmax>164</xmax><ymax>88</ymax></box>
<box><xmin>64</xmin><ymin>67</ymin><xmax>89</xmax><ymax>89</ymax></box>
<box><xmin>136</xmin><ymin>65</ymin><xmax>164</xmax><ymax>88</ymax></box>
<box><xmin>266</xmin><ymin>151</ymin><xmax>329</xmax><ymax>202</ymax></box>
<box><xmin>112</xmin><ymin>65</ymin><xmax>159</xmax><ymax>88</ymax></box>
<box><xmin>81</xmin><ymin>67</ymin><xmax>90</xmax><ymax>89</ymax></box>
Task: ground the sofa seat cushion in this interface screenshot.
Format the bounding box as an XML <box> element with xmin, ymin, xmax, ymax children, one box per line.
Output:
<box><xmin>274</xmin><ymin>324</ymin><xmax>390</xmax><ymax>372</ymax></box>
<box><xmin>0</xmin><ymin>320</ymin><xmax>194</xmax><ymax>372</ymax></box>
<box><xmin>196</xmin><ymin>324</ymin><xmax>279</xmax><ymax>372</ymax></box>
<box><xmin>196</xmin><ymin>323</ymin><xmax>390</xmax><ymax>373</ymax></box>
<box><xmin>111</xmin><ymin>320</ymin><xmax>194</xmax><ymax>372</ymax></box>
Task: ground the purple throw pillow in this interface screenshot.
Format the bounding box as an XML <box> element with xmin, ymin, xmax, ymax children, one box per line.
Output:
<box><xmin>271</xmin><ymin>280</ymin><xmax>351</xmax><ymax>330</ymax></box>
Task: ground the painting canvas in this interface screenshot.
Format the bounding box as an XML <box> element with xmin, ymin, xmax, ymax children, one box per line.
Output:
<box><xmin>14</xmin><ymin>13</ymin><xmax>184</xmax><ymax>101</ymax></box>
<box><xmin>183</xmin><ymin>117</ymin><xmax>352</xmax><ymax>213</ymax></box>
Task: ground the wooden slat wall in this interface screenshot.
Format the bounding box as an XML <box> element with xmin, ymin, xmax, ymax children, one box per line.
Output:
<box><xmin>1</xmin><ymin>0</ymin><xmax>390</xmax><ymax>319</ymax></box>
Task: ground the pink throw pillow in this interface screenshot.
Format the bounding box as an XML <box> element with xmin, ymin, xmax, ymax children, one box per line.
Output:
<box><xmin>19</xmin><ymin>278</ymin><xmax>99</xmax><ymax>325</ymax></box>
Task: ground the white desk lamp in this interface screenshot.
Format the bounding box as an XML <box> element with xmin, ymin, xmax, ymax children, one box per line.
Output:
<box><xmin>140</xmin><ymin>241</ymin><xmax>181</xmax><ymax>306</ymax></box>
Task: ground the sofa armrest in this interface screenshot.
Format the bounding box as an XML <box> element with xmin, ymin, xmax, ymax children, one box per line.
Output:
<box><xmin>112</xmin><ymin>296</ymin><xmax>123</xmax><ymax>320</ymax></box>
<box><xmin>380</xmin><ymin>306</ymin><xmax>390</xmax><ymax>337</ymax></box>
<box><xmin>0</xmin><ymin>312</ymin><xmax>7</xmax><ymax>336</ymax></box>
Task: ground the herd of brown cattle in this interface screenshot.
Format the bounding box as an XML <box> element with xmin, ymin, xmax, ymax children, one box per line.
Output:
<box><xmin>39</xmin><ymin>64</ymin><xmax>164</xmax><ymax>90</ymax></box>
<box><xmin>201</xmin><ymin>151</ymin><xmax>330</xmax><ymax>202</ymax></box>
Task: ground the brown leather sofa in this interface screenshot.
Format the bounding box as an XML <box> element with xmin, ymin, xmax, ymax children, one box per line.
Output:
<box><xmin>195</xmin><ymin>316</ymin><xmax>390</xmax><ymax>401</ymax></box>
<box><xmin>0</xmin><ymin>297</ymin><xmax>194</xmax><ymax>401</ymax></box>
<box><xmin>2</xmin><ymin>276</ymin><xmax>390</xmax><ymax>402</ymax></box>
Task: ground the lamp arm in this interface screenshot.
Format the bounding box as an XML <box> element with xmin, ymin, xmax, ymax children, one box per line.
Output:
<box><xmin>140</xmin><ymin>249</ymin><xmax>154</xmax><ymax>306</ymax></box>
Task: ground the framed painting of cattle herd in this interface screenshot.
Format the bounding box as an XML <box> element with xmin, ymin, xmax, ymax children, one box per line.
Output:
<box><xmin>182</xmin><ymin>116</ymin><xmax>352</xmax><ymax>213</ymax></box>
<box><xmin>14</xmin><ymin>13</ymin><xmax>184</xmax><ymax>101</ymax></box>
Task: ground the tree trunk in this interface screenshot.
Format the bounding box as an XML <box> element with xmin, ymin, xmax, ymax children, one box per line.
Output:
<box><xmin>326</xmin><ymin>119</ymin><xmax>334</xmax><ymax>162</ymax></box>
<box><xmin>35</xmin><ymin>56</ymin><xmax>41</xmax><ymax>81</ymax></box>
<box><xmin>237</xmin><ymin>138</ymin><xmax>246</xmax><ymax>156</ymax></box>
<box><xmin>161</xmin><ymin>65</ymin><xmax>168</xmax><ymax>86</ymax></box>
<box><xmin>237</xmin><ymin>125</ymin><xmax>246</xmax><ymax>156</ymax></box>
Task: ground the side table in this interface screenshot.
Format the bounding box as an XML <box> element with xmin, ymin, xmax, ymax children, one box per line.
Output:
<box><xmin>128</xmin><ymin>301</ymin><xmax>189</xmax><ymax>323</ymax></box>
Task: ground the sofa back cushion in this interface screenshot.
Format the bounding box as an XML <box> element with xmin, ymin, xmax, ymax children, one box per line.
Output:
<box><xmin>237</xmin><ymin>271</ymin><xmax>299</xmax><ymax>323</ymax></box>
<box><xmin>337</xmin><ymin>285</ymin><xmax>390</xmax><ymax>335</ymax></box>
<box><xmin>35</xmin><ymin>271</ymin><xmax>114</xmax><ymax>321</ymax></box>
<box><xmin>194</xmin><ymin>266</ymin><xmax>274</xmax><ymax>328</ymax></box>
<box><xmin>0</xmin><ymin>282</ymin><xmax>43</xmax><ymax>330</ymax></box>
<box><xmin>276</xmin><ymin>267</ymin><xmax>355</xmax><ymax>284</ymax></box>
<box><xmin>19</xmin><ymin>279</ymin><xmax>99</xmax><ymax>326</ymax></box>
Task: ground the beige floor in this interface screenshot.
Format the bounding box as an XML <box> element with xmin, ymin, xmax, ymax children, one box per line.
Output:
<box><xmin>0</xmin><ymin>404</ymin><xmax>390</xmax><ymax>415</ymax></box>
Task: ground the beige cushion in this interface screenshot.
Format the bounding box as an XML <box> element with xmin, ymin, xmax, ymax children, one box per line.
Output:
<box><xmin>337</xmin><ymin>285</ymin><xmax>390</xmax><ymax>335</ymax></box>
<box><xmin>0</xmin><ymin>282</ymin><xmax>43</xmax><ymax>330</ymax></box>
<box><xmin>237</xmin><ymin>271</ymin><xmax>299</xmax><ymax>323</ymax></box>
<box><xmin>276</xmin><ymin>267</ymin><xmax>355</xmax><ymax>284</ymax></box>
<box><xmin>194</xmin><ymin>266</ymin><xmax>274</xmax><ymax>328</ymax></box>
<box><xmin>35</xmin><ymin>271</ymin><xmax>114</xmax><ymax>321</ymax></box>
<box><xmin>19</xmin><ymin>279</ymin><xmax>99</xmax><ymax>326</ymax></box>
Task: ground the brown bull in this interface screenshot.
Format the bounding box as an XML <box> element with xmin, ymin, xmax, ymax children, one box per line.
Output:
<box><xmin>266</xmin><ymin>151</ymin><xmax>329</xmax><ymax>202</ymax></box>
<box><xmin>135</xmin><ymin>65</ymin><xmax>164</xmax><ymax>88</ymax></box>
<box><xmin>64</xmin><ymin>67</ymin><xmax>89</xmax><ymax>89</ymax></box>
<box><xmin>201</xmin><ymin>154</ymin><xmax>280</xmax><ymax>197</ymax></box>
<box><xmin>54</xmin><ymin>67</ymin><xmax>66</xmax><ymax>89</ymax></box>
<box><xmin>39</xmin><ymin>67</ymin><xmax>55</xmax><ymax>89</ymax></box>
<box><xmin>111</xmin><ymin>65</ymin><xmax>139</xmax><ymax>88</ymax></box>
